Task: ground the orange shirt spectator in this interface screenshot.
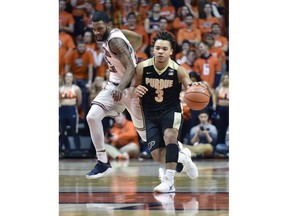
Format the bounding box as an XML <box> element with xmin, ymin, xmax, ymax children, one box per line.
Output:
<box><xmin>59</xmin><ymin>0</ymin><xmax>75</xmax><ymax>34</ymax></box>
<box><xmin>211</xmin><ymin>22</ymin><xmax>228</xmax><ymax>52</ymax></box>
<box><xmin>65</xmin><ymin>41</ymin><xmax>94</xmax><ymax>81</ymax></box>
<box><xmin>173</xmin><ymin>5</ymin><xmax>198</xmax><ymax>33</ymax></box>
<box><xmin>59</xmin><ymin>31</ymin><xmax>76</xmax><ymax>77</ymax></box>
<box><xmin>198</xmin><ymin>2</ymin><xmax>222</xmax><ymax>35</ymax></box>
<box><xmin>109</xmin><ymin>115</ymin><xmax>139</xmax><ymax>148</ymax></box>
<box><xmin>122</xmin><ymin>12</ymin><xmax>149</xmax><ymax>53</ymax></box>
<box><xmin>194</xmin><ymin>42</ymin><xmax>221</xmax><ymax>88</ymax></box>
<box><xmin>136</xmin><ymin>50</ymin><xmax>148</xmax><ymax>63</ymax></box>
<box><xmin>159</xmin><ymin>0</ymin><xmax>176</xmax><ymax>31</ymax></box>
<box><xmin>176</xmin><ymin>14</ymin><xmax>201</xmax><ymax>47</ymax></box>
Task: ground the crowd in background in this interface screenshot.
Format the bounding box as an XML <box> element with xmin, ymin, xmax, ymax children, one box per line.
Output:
<box><xmin>59</xmin><ymin>0</ymin><xmax>229</xmax><ymax>159</ymax></box>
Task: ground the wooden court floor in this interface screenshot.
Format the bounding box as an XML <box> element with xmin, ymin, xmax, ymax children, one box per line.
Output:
<box><xmin>59</xmin><ymin>158</ymin><xmax>229</xmax><ymax>216</ymax></box>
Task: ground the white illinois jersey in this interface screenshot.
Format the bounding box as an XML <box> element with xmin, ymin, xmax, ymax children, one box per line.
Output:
<box><xmin>102</xmin><ymin>28</ymin><xmax>137</xmax><ymax>84</ymax></box>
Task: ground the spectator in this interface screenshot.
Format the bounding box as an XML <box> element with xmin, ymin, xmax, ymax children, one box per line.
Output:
<box><xmin>70</xmin><ymin>0</ymin><xmax>87</xmax><ymax>38</ymax></box>
<box><xmin>211</xmin><ymin>22</ymin><xmax>228</xmax><ymax>52</ymax></box>
<box><xmin>212</xmin><ymin>73</ymin><xmax>229</xmax><ymax>144</ymax></box>
<box><xmin>180</xmin><ymin>48</ymin><xmax>197</xmax><ymax>73</ymax></box>
<box><xmin>65</xmin><ymin>40</ymin><xmax>94</xmax><ymax>117</ymax></box>
<box><xmin>176</xmin><ymin>13</ymin><xmax>201</xmax><ymax>47</ymax></box>
<box><xmin>144</xmin><ymin>3</ymin><xmax>162</xmax><ymax>34</ymax></box>
<box><xmin>122</xmin><ymin>12</ymin><xmax>149</xmax><ymax>53</ymax></box>
<box><xmin>214</xmin><ymin>126</ymin><xmax>229</xmax><ymax>157</ymax></box>
<box><xmin>193</xmin><ymin>41</ymin><xmax>221</xmax><ymax>88</ymax></box>
<box><xmin>185</xmin><ymin>109</ymin><xmax>217</xmax><ymax>158</ymax></box>
<box><xmin>159</xmin><ymin>0</ymin><xmax>176</xmax><ymax>31</ymax></box>
<box><xmin>59</xmin><ymin>30</ymin><xmax>76</xmax><ymax>78</ymax></box>
<box><xmin>59</xmin><ymin>0</ymin><xmax>75</xmax><ymax>34</ymax></box>
<box><xmin>59</xmin><ymin>72</ymin><xmax>82</xmax><ymax>157</ymax></box>
<box><xmin>105</xmin><ymin>112</ymin><xmax>140</xmax><ymax>160</ymax></box>
<box><xmin>89</xmin><ymin>76</ymin><xmax>104</xmax><ymax>104</ymax></box>
<box><xmin>182</xmin><ymin>0</ymin><xmax>199</xmax><ymax>18</ymax></box>
<box><xmin>198</xmin><ymin>2</ymin><xmax>222</xmax><ymax>35</ymax></box>
<box><xmin>149</xmin><ymin>17</ymin><xmax>173</xmax><ymax>47</ymax></box>
<box><xmin>173</xmin><ymin>5</ymin><xmax>198</xmax><ymax>34</ymax></box>
<box><xmin>203</xmin><ymin>32</ymin><xmax>226</xmax><ymax>73</ymax></box>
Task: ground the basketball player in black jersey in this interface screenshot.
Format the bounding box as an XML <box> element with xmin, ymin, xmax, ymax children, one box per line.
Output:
<box><xmin>131</xmin><ymin>32</ymin><xmax>203</xmax><ymax>193</ymax></box>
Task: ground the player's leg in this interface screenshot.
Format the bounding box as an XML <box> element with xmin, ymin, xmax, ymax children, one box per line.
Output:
<box><xmin>122</xmin><ymin>93</ymin><xmax>146</xmax><ymax>142</ymax></box>
<box><xmin>86</xmin><ymin>105</ymin><xmax>112</xmax><ymax>179</ymax></box>
<box><xmin>86</xmin><ymin>84</ymin><xmax>125</xmax><ymax>179</ymax></box>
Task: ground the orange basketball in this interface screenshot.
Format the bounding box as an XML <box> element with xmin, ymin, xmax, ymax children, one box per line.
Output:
<box><xmin>184</xmin><ymin>85</ymin><xmax>210</xmax><ymax>110</ymax></box>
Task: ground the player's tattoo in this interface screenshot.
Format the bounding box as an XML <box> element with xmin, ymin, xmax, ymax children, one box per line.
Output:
<box><xmin>109</xmin><ymin>38</ymin><xmax>132</xmax><ymax>59</ymax></box>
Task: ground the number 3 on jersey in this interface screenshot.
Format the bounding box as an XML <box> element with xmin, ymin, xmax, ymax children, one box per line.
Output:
<box><xmin>155</xmin><ymin>89</ymin><xmax>164</xmax><ymax>102</ymax></box>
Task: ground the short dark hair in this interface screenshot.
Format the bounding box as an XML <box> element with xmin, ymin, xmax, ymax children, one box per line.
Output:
<box><xmin>152</xmin><ymin>31</ymin><xmax>176</xmax><ymax>50</ymax></box>
<box><xmin>92</xmin><ymin>11</ymin><xmax>110</xmax><ymax>23</ymax></box>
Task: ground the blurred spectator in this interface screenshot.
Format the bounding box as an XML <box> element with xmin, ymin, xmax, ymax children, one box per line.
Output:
<box><xmin>176</xmin><ymin>40</ymin><xmax>191</xmax><ymax>65</ymax></box>
<box><xmin>185</xmin><ymin>109</ymin><xmax>217</xmax><ymax>158</ymax></box>
<box><xmin>82</xmin><ymin>1</ymin><xmax>95</xmax><ymax>32</ymax></box>
<box><xmin>137</xmin><ymin>0</ymin><xmax>150</xmax><ymax>25</ymax></box>
<box><xmin>159</xmin><ymin>0</ymin><xmax>176</xmax><ymax>31</ymax></box>
<box><xmin>122</xmin><ymin>12</ymin><xmax>149</xmax><ymax>53</ymax></box>
<box><xmin>105</xmin><ymin>112</ymin><xmax>140</xmax><ymax>159</ymax></box>
<box><xmin>198</xmin><ymin>2</ymin><xmax>222</xmax><ymax>35</ymax></box>
<box><xmin>203</xmin><ymin>32</ymin><xmax>226</xmax><ymax>73</ymax></box>
<box><xmin>182</xmin><ymin>0</ymin><xmax>199</xmax><ymax>18</ymax></box>
<box><xmin>70</xmin><ymin>0</ymin><xmax>87</xmax><ymax>38</ymax></box>
<box><xmin>176</xmin><ymin>13</ymin><xmax>201</xmax><ymax>47</ymax></box>
<box><xmin>194</xmin><ymin>41</ymin><xmax>221</xmax><ymax>89</ymax></box>
<box><xmin>214</xmin><ymin>126</ymin><xmax>229</xmax><ymax>157</ymax></box>
<box><xmin>65</xmin><ymin>40</ymin><xmax>94</xmax><ymax>117</ymax></box>
<box><xmin>180</xmin><ymin>48</ymin><xmax>197</xmax><ymax>72</ymax></box>
<box><xmin>59</xmin><ymin>30</ymin><xmax>76</xmax><ymax>78</ymax></box>
<box><xmin>173</xmin><ymin>5</ymin><xmax>198</xmax><ymax>34</ymax></box>
<box><xmin>59</xmin><ymin>0</ymin><xmax>75</xmax><ymax>34</ymax></box>
<box><xmin>89</xmin><ymin>76</ymin><xmax>104</xmax><ymax>104</ymax></box>
<box><xmin>211</xmin><ymin>22</ymin><xmax>228</xmax><ymax>52</ymax></box>
<box><xmin>59</xmin><ymin>72</ymin><xmax>82</xmax><ymax>156</ymax></box>
<box><xmin>149</xmin><ymin>17</ymin><xmax>173</xmax><ymax>47</ymax></box>
<box><xmin>212</xmin><ymin>73</ymin><xmax>229</xmax><ymax>144</ymax></box>
<box><xmin>144</xmin><ymin>3</ymin><xmax>162</xmax><ymax>34</ymax></box>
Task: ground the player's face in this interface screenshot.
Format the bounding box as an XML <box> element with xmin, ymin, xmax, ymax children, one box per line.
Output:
<box><xmin>153</xmin><ymin>40</ymin><xmax>173</xmax><ymax>63</ymax></box>
<box><xmin>92</xmin><ymin>21</ymin><xmax>110</xmax><ymax>42</ymax></box>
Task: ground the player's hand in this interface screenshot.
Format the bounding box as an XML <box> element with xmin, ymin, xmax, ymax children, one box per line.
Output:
<box><xmin>112</xmin><ymin>87</ymin><xmax>123</xmax><ymax>102</ymax></box>
<box><xmin>191</xmin><ymin>82</ymin><xmax>207</xmax><ymax>89</ymax></box>
<box><xmin>135</xmin><ymin>85</ymin><xmax>148</xmax><ymax>97</ymax></box>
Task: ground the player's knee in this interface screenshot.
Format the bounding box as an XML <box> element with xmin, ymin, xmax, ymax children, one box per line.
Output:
<box><xmin>163</xmin><ymin>129</ymin><xmax>178</xmax><ymax>144</ymax></box>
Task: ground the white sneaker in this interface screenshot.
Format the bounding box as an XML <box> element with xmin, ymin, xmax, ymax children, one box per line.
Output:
<box><xmin>158</xmin><ymin>167</ymin><xmax>165</xmax><ymax>182</ymax></box>
<box><xmin>181</xmin><ymin>148</ymin><xmax>198</xmax><ymax>179</ymax></box>
<box><xmin>154</xmin><ymin>175</ymin><xmax>175</xmax><ymax>193</ymax></box>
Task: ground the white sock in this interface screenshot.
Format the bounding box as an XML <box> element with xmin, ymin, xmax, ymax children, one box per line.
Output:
<box><xmin>165</xmin><ymin>169</ymin><xmax>176</xmax><ymax>181</ymax></box>
<box><xmin>97</xmin><ymin>151</ymin><xmax>108</xmax><ymax>163</ymax></box>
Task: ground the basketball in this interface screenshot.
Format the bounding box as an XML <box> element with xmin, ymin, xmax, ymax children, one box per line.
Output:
<box><xmin>184</xmin><ymin>85</ymin><xmax>210</xmax><ymax>110</ymax></box>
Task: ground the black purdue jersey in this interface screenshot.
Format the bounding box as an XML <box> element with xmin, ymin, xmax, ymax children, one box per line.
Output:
<box><xmin>141</xmin><ymin>57</ymin><xmax>182</xmax><ymax>113</ymax></box>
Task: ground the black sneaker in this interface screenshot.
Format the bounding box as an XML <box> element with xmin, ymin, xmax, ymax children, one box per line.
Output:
<box><xmin>86</xmin><ymin>161</ymin><xmax>113</xmax><ymax>179</ymax></box>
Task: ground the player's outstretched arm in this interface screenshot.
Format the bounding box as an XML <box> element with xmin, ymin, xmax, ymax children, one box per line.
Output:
<box><xmin>121</xmin><ymin>29</ymin><xmax>143</xmax><ymax>51</ymax></box>
<box><xmin>109</xmin><ymin>38</ymin><xmax>137</xmax><ymax>101</ymax></box>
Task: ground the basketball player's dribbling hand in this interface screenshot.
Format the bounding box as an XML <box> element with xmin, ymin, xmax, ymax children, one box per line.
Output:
<box><xmin>191</xmin><ymin>82</ymin><xmax>207</xmax><ymax>89</ymax></box>
<box><xmin>112</xmin><ymin>87</ymin><xmax>123</xmax><ymax>102</ymax></box>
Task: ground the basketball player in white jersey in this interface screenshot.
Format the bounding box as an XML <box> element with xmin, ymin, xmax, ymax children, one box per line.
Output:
<box><xmin>85</xmin><ymin>11</ymin><xmax>146</xmax><ymax>179</ymax></box>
